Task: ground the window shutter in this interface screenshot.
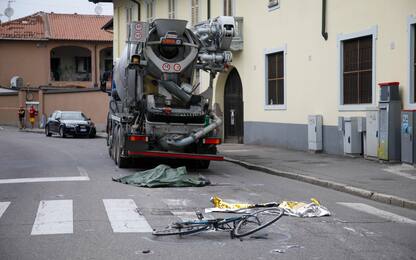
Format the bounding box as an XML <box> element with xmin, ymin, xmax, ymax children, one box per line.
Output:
<box><xmin>342</xmin><ymin>35</ymin><xmax>372</xmax><ymax>104</ymax></box>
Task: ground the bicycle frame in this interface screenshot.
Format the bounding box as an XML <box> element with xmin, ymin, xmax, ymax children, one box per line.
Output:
<box><xmin>153</xmin><ymin>208</ymin><xmax>282</xmax><ymax>238</ymax></box>
<box><xmin>175</xmin><ymin>215</ymin><xmax>243</xmax><ymax>230</ymax></box>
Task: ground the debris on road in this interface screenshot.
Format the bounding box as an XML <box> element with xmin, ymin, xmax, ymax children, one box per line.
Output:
<box><xmin>279</xmin><ymin>198</ymin><xmax>330</xmax><ymax>218</ymax></box>
<box><xmin>112</xmin><ymin>164</ymin><xmax>210</xmax><ymax>188</ymax></box>
<box><xmin>205</xmin><ymin>195</ymin><xmax>279</xmax><ymax>213</ymax></box>
<box><xmin>271</xmin><ymin>245</ymin><xmax>303</xmax><ymax>254</ymax></box>
<box><xmin>205</xmin><ymin>196</ymin><xmax>330</xmax><ymax>217</ymax></box>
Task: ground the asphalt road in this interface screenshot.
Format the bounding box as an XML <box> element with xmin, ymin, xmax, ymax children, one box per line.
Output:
<box><xmin>0</xmin><ymin>126</ymin><xmax>416</xmax><ymax>260</ymax></box>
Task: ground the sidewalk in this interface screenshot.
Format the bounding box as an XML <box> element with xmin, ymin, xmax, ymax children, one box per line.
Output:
<box><xmin>218</xmin><ymin>143</ymin><xmax>416</xmax><ymax>210</ymax></box>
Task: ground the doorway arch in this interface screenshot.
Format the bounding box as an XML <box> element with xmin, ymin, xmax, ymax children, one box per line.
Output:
<box><xmin>223</xmin><ymin>68</ymin><xmax>244</xmax><ymax>143</ymax></box>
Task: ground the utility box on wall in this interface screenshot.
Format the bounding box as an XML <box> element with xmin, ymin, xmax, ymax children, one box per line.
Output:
<box><xmin>308</xmin><ymin>115</ymin><xmax>323</xmax><ymax>151</ymax></box>
<box><xmin>377</xmin><ymin>82</ymin><xmax>401</xmax><ymax>162</ymax></box>
<box><xmin>365</xmin><ymin>110</ymin><xmax>379</xmax><ymax>158</ymax></box>
<box><xmin>341</xmin><ymin>117</ymin><xmax>362</xmax><ymax>155</ymax></box>
<box><xmin>401</xmin><ymin>110</ymin><xmax>416</xmax><ymax>164</ymax></box>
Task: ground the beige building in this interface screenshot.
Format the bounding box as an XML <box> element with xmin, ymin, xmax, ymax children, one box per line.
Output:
<box><xmin>91</xmin><ymin>0</ymin><xmax>416</xmax><ymax>155</ymax></box>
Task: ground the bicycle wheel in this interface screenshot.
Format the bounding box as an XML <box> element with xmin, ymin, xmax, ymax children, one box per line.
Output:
<box><xmin>232</xmin><ymin>208</ymin><xmax>283</xmax><ymax>238</ymax></box>
<box><xmin>153</xmin><ymin>223</ymin><xmax>210</xmax><ymax>236</ymax></box>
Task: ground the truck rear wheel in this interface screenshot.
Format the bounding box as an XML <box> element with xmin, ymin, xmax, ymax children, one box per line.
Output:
<box><xmin>198</xmin><ymin>160</ymin><xmax>210</xmax><ymax>169</ymax></box>
<box><xmin>115</xmin><ymin>126</ymin><xmax>129</xmax><ymax>168</ymax></box>
<box><xmin>110</xmin><ymin>126</ymin><xmax>116</xmax><ymax>160</ymax></box>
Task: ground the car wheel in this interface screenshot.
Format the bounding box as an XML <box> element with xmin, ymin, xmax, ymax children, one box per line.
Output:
<box><xmin>59</xmin><ymin>126</ymin><xmax>66</xmax><ymax>138</ymax></box>
<box><xmin>89</xmin><ymin>129</ymin><xmax>96</xmax><ymax>138</ymax></box>
<box><xmin>45</xmin><ymin>125</ymin><xmax>52</xmax><ymax>137</ymax></box>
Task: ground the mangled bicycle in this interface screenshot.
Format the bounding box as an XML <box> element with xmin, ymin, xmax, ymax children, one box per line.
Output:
<box><xmin>152</xmin><ymin>208</ymin><xmax>284</xmax><ymax>238</ymax></box>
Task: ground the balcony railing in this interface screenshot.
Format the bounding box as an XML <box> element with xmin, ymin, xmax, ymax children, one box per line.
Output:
<box><xmin>230</xmin><ymin>17</ymin><xmax>243</xmax><ymax>51</ymax></box>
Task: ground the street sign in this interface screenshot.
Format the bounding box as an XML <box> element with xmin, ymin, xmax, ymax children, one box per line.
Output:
<box><xmin>129</xmin><ymin>22</ymin><xmax>149</xmax><ymax>43</ymax></box>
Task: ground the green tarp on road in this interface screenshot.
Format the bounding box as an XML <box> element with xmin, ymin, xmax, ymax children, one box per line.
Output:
<box><xmin>112</xmin><ymin>164</ymin><xmax>210</xmax><ymax>188</ymax></box>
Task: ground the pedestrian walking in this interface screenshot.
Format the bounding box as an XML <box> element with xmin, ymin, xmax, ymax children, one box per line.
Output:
<box><xmin>18</xmin><ymin>106</ymin><xmax>26</xmax><ymax>129</ymax></box>
<box><xmin>28</xmin><ymin>105</ymin><xmax>38</xmax><ymax>129</ymax></box>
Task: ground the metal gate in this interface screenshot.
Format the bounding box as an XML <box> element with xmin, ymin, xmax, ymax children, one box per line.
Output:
<box><xmin>224</xmin><ymin>69</ymin><xmax>244</xmax><ymax>143</ymax></box>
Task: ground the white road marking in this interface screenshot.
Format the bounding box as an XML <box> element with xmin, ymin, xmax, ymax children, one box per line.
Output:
<box><xmin>162</xmin><ymin>199</ymin><xmax>191</xmax><ymax>208</ymax></box>
<box><xmin>103</xmin><ymin>199</ymin><xmax>152</xmax><ymax>233</ymax></box>
<box><xmin>171</xmin><ymin>211</ymin><xmax>198</xmax><ymax>221</ymax></box>
<box><xmin>337</xmin><ymin>202</ymin><xmax>416</xmax><ymax>225</ymax></box>
<box><xmin>31</xmin><ymin>200</ymin><xmax>73</xmax><ymax>235</ymax></box>
<box><xmin>382</xmin><ymin>165</ymin><xmax>416</xmax><ymax>180</ymax></box>
<box><xmin>77</xmin><ymin>167</ymin><xmax>89</xmax><ymax>177</ymax></box>
<box><xmin>164</xmin><ymin>199</ymin><xmax>213</xmax><ymax>220</ymax></box>
<box><xmin>0</xmin><ymin>176</ymin><xmax>90</xmax><ymax>184</ymax></box>
<box><xmin>171</xmin><ymin>211</ymin><xmax>214</xmax><ymax>221</ymax></box>
<box><xmin>0</xmin><ymin>202</ymin><xmax>11</xmax><ymax>219</ymax></box>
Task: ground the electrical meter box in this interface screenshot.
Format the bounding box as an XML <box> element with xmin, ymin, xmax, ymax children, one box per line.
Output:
<box><xmin>401</xmin><ymin>110</ymin><xmax>416</xmax><ymax>164</ymax></box>
<box><xmin>308</xmin><ymin>115</ymin><xmax>323</xmax><ymax>151</ymax></box>
<box><xmin>365</xmin><ymin>110</ymin><xmax>379</xmax><ymax>158</ymax></box>
<box><xmin>377</xmin><ymin>82</ymin><xmax>401</xmax><ymax>162</ymax></box>
<box><xmin>343</xmin><ymin>117</ymin><xmax>362</xmax><ymax>155</ymax></box>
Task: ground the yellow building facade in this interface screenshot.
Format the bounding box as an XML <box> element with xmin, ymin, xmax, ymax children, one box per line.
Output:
<box><xmin>106</xmin><ymin>0</ymin><xmax>416</xmax><ymax>155</ymax></box>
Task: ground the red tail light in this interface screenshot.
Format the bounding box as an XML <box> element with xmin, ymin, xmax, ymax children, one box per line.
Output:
<box><xmin>162</xmin><ymin>107</ymin><xmax>172</xmax><ymax>114</ymax></box>
<box><xmin>129</xmin><ymin>135</ymin><xmax>148</xmax><ymax>142</ymax></box>
<box><xmin>203</xmin><ymin>138</ymin><xmax>222</xmax><ymax>145</ymax></box>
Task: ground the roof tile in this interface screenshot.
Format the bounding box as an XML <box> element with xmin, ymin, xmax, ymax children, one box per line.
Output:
<box><xmin>0</xmin><ymin>12</ymin><xmax>112</xmax><ymax>42</ymax></box>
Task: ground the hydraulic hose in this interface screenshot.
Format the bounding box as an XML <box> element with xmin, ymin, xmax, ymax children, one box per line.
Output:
<box><xmin>166</xmin><ymin>113</ymin><xmax>222</xmax><ymax>147</ymax></box>
<box><xmin>159</xmin><ymin>80</ymin><xmax>192</xmax><ymax>104</ymax></box>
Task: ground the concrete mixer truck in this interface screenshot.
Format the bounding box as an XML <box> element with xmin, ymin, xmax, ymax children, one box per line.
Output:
<box><xmin>104</xmin><ymin>17</ymin><xmax>235</xmax><ymax>168</ymax></box>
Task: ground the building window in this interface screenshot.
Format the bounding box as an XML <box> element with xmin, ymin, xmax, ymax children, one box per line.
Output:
<box><xmin>338</xmin><ymin>27</ymin><xmax>377</xmax><ymax>110</ymax></box>
<box><xmin>265</xmin><ymin>50</ymin><xmax>285</xmax><ymax>107</ymax></box>
<box><xmin>268</xmin><ymin>0</ymin><xmax>279</xmax><ymax>11</ymax></box>
<box><xmin>147</xmin><ymin>2</ymin><xmax>154</xmax><ymax>23</ymax></box>
<box><xmin>191</xmin><ymin>0</ymin><xmax>199</xmax><ymax>26</ymax></box>
<box><xmin>168</xmin><ymin>0</ymin><xmax>176</xmax><ymax>19</ymax></box>
<box><xmin>126</xmin><ymin>7</ymin><xmax>133</xmax><ymax>23</ymax></box>
<box><xmin>75</xmin><ymin>57</ymin><xmax>91</xmax><ymax>74</ymax></box>
<box><xmin>223</xmin><ymin>0</ymin><xmax>234</xmax><ymax>16</ymax></box>
<box><xmin>342</xmin><ymin>35</ymin><xmax>373</xmax><ymax>105</ymax></box>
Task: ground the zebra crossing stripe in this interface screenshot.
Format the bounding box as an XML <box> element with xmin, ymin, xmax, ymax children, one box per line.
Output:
<box><xmin>103</xmin><ymin>199</ymin><xmax>152</xmax><ymax>233</ymax></box>
<box><xmin>337</xmin><ymin>202</ymin><xmax>416</xmax><ymax>225</ymax></box>
<box><xmin>31</xmin><ymin>200</ymin><xmax>73</xmax><ymax>235</ymax></box>
<box><xmin>171</xmin><ymin>211</ymin><xmax>199</xmax><ymax>221</ymax></box>
<box><xmin>0</xmin><ymin>202</ymin><xmax>11</xmax><ymax>219</ymax></box>
<box><xmin>0</xmin><ymin>176</ymin><xmax>89</xmax><ymax>184</ymax></box>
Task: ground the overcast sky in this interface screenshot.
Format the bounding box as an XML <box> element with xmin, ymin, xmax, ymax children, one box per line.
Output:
<box><xmin>0</xmin><ymin>0</ymin><xmax>113</xmax><ymax>21</ymax></box>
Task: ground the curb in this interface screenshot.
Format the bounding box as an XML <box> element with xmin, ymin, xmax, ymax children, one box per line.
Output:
<box><xmin>224</xmin><ymin>157</ymin><xmax>416</xmax><ymax>211</ymax></box>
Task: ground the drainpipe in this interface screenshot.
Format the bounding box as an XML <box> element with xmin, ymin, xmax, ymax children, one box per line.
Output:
<box><xmin>130</xmin><ymin>0</ymin><xmax>141</xmax><ymax>21</ymax></box>
<box><xmin>321</xmin><ymin>0</ymin><xmax>328</xmax><ymax>40</ymax></box>
<box><xmin>207</xmin><ymin>0</ymin><xmax>211</xmax><ymax>19</ymax></box>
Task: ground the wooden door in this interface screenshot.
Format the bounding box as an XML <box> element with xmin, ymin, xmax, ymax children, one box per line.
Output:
<box><xmin>224</xmin><ymin>69</ymin><xmax>244</xmax><ymax>143</ymax></box>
